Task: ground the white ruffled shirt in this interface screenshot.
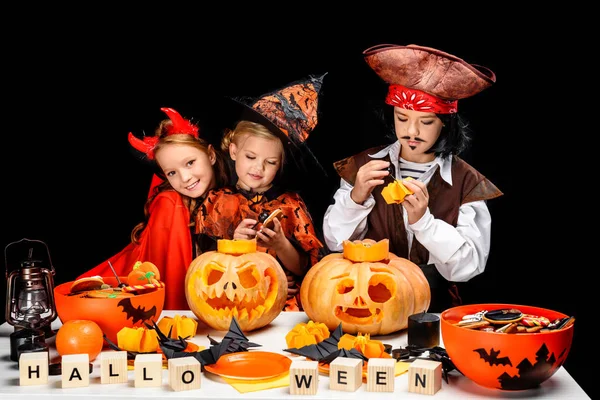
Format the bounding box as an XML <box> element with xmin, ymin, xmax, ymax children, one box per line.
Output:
<box><xmin>322</xmin><ymin>141</ymin><xmax>492</xmax><ymax>282</ymax></box>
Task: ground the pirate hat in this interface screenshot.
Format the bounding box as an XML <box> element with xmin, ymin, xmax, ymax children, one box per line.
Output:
<box><xmin>363</xmin><ymin>44</ymin><xmax>495</xmax><ymax>113</ymax></box>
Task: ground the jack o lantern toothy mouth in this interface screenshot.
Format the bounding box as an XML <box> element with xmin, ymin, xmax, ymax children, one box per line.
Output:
<box><xmin>334</xmin><ymin>306</ymin><xmax>383</xmax><ymax>324</ymax></box>
<box><xmin>200</xmin><ymin>289</ymin><xmax>271</xmax><ymax>322</ymax></box>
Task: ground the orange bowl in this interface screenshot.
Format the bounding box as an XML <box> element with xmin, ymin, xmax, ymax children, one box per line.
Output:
<box><xmin>54</xmin><ymin>276</ymin><xmax>165</xmax><ymax>345</ymax></box>
<box><xmin>441</xmin><ymin>303</ymin><xmax>573</xmax><ymax>391</ymax></box>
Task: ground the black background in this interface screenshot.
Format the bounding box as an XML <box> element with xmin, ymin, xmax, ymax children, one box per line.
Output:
<box><xmin>1</xmin><ymin>11</ymin><xmax>592</xmax><ymax>398</ymax></box>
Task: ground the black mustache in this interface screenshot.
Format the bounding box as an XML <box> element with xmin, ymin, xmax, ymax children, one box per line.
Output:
<box><xmin>400</xmin><ymin>136</ymin><xmax>426</xmax><ymax>142</ymax></box>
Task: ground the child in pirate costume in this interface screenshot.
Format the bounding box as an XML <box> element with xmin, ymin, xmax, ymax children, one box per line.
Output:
<box><xmin>323</xmin><ymin>45</ymin><xmax>503</xmax><ymax>312</ymax></box>
<box><xmin>78</xmin><ymin>107</ymin><xmax>231</xmax><ymax>310</ymax></box>
<box><xmin>195</xmin><ymin>74</ymin><xmax>326</xmax><ymax>311</ymax></box>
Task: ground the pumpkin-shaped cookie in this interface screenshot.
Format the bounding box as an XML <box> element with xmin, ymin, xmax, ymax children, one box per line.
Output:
<box><xmin>300</xmin><ymin>239</ymin><xmax>431</xmax><ymax>335</ymax></box>
<box><xmin>185</xmin><ymin>239</ymin><xmax>287</xmax><ymax>332</ymax></box>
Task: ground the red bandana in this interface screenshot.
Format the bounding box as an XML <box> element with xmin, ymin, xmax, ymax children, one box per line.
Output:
<box><xmin>386</xmin><ymin>84</ymin><xmax>458</xmax><ymax>114</ymax></box>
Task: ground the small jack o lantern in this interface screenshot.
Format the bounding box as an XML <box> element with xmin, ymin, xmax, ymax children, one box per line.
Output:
<box><xmin>300</xmin><ymin>239</ymin><xmax>431</xmax><ymax>335</ymax></box>
<box><xmin>185</xmin><ymin>239</ymin><xmax>287</xmax><ymax>332</ymax></box>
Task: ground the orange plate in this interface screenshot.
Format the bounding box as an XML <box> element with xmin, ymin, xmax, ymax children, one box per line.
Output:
<box><xmin>204</xmin><ymin>351</ymin><xmax>291</xmax><ymax>380</ymax></box>
<box><xmin>319</xmin><ymin>361</ymin><xmax>368</xmax><ymax>381</ymax></box>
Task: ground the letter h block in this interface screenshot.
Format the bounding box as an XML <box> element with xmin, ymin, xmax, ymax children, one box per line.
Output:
<box><xmin>62</xmin><ymin>353</ymin><xmax>90</xmax><ymax>388</ymax></box>
<box><xmin>329</xmin><ymin>356</ymin><xmax>362</xmax><ymax>392</ymax></box>
<box><xmin>99</xmin><ymin>350</ymin><xmax>128</xmax><ymax>384</ymax></box>
<box><xmin>408</xmin><ymin>359</ymin><xmax>442</xmax><ymax>395</ymax></box>
<box><xmin>366</xmin><ymin>357</ymin><xmax>395</xmax><ymax>392</ymax></box>
<box><xmin>134</xmin><ymin>353</ymin><xmax>162</xmax><ymax>388</ymax></box>
<box><xmin>19</xmin><ymin>351</ymin><xmax>49</xmax><ymax>386</ymax></box>
<box><xmin>289</xmin><ymin>359</ymin><xmax>319</xmax><ymax>395</ymax></box>
<box><xmin>168</xmin><ymin>356</ymin><xmax>201</xmax><ymax>392</ymax></box>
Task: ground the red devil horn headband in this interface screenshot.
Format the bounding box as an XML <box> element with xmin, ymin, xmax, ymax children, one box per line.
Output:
<box><xmin>127</xmin><ymin>107</ymin><xmax>200</xmax><ymax>160</ymax></box>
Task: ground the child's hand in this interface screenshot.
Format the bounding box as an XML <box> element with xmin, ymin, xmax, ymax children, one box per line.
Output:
<box><xmin>351</xmin><ymin>160</ymin><xmax>390</xmax><ymax>204</ymax></box>
<box><xmin>400</xmin><ymin>178</ymin><xmax>429</xmax><ymax>224</ymax></box>
<box><xmin>256</xmin><ymin>217</ymin><xmax>288</xmax><ymax>252</ymax></box>
<box><xmin>233</xmin><ymin>218</ymin><xmax>259</xmax><ymax>240</ymax></box>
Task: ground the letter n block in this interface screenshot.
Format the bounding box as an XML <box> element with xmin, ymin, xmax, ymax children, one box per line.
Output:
<box><xmin>19</xmin><ymin>351</ymin><xmax>48</xmax><ymax>386</ymax></box>
<box><xmin>289</xmin><ymin>359</ymin><xmax>318</xmax><ymax>395</ymax></box>
<box><xmin>366</xmin><ymin>358</ymin><xmax>395</xmax><ymax>392</ymax></box>
<box><xmin>168</xmin><ymin>356</ymin><xmax>201</xmax><ymax>392</ymax></box>
<box><xmin>62</xmin><ymin>353</ymin><xmax>90</xmax><ymax>388</ymax></box>
<box><xmin>329</xmin><ymin>356</ymin><xmax>362</xmax><ymax>392</ymax></box>
<box><xmin>99</xmin><ymin>350</ymin><xmax>128</xmax><ymax>384</ymax></box>
<box><xmin>408</xmin><ymin>359</ymin><xmax>442</xmax><ymax>395</ymax></box>
<box><xmin>134</xmin><ymin>353</ymin><xmax>162</xmax><ymax>388</ymax></box>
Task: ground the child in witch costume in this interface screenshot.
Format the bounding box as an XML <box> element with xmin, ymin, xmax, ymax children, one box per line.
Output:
<box><xmin>77</xmin><ymin>107</ymin><xmax>231</xmax><ymax>310</ymax></box>
<box><xmin>195</xmin><ymin>74</ymin><xmax>326</xmax><ymax>311</ymax></box>
<box><xmin>323</xmin><ymin>45</ymin><xmax>503</xmax><ymax>312</ymax></box>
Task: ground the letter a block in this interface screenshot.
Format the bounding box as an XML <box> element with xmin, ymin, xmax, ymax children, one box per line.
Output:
<box><xmin>408</xmin><ymin>359</ymin><xmax>442</xmax><ymax>395</ymax></box>
<box><xmin>329</xmin><ymin>357</ymin><xmax>362</xmax><ymax>392</ymax></box>
<box><xmin>290</xmin><ymin>359</ymin><xmax>319</xmax><ymax>395</ymax></box>
<box><xmin>100</xmin><ymin>350</ymin><xmax>128</xmax><ymax>384</ymax></box>
<box><xmin>366</xmin><ymin>358</ymin><xmax>395</xmax><ymax>392</ymax></box>
<box><xmin>134</xmin><ymin>353</ymin><xmax>162</xmax><ymax>388</ymax></box>
<box><xmin>19</xmin><ymin>351</ymin><xmax>48</xmax><ymax>386</ymax></box>
<box><xmin>168</xmin><ymin>356</ymin><xmax>201</xmax><ymax>392</ymax></box>
<box><xmin>62</xmin><ymin>353</ymin><xmax>90</xmax><ymax>388</ymax></box>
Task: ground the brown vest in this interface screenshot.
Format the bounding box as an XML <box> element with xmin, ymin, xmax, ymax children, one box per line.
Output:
<box><xmin>334</xmin><ymin>146</ymin><xmax>503</xmax><ymax>310</ymax></box>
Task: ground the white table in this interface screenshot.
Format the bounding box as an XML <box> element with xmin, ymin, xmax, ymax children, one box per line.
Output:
<box><xmin>0</xmin><ymin>310</ymin><xmax>590</xmax><ymax>399</ymax></box>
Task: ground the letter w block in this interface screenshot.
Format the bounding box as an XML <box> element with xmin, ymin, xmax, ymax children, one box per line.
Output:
<box><xmin>290</xmin><ymin>359</ymin><xmax>318</xmax><ymax>395</ymax></box>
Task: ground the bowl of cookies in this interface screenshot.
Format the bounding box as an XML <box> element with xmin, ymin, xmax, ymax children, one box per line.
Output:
<box><xmin>54</xmin><ymin>263</ymin><xmax>165</xmax><ymax>345</ymax></box>
<box><xmin>440</xmin><ymin>303</ymin><xmax>574</xmax><ymax>390</ymax></box>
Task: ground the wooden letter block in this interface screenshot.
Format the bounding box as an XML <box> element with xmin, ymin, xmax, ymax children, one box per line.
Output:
<box><xmin>19</xmin><ymin>351</ymin><xmax>48</xmax><ymax>386</ymax></box>
<box><xmin>408</xmin><ymin>359</ymin><xmax>442</xmax><ymax>395</ymax></box>
<box><xmin>62</xmin><ymin>353</ymin><xmax>90</xmax><ymax>388</ymax></box>
<box><xmin>134</xmin><ymin>353</ymin><xmax>162</xmax><ymax>388</ymax></box>
<box><xmin>168</xmin><ymin>356</ymin><xmax>201</xmax><ymax>392</ymax></box>
<box><xmin>329</xmin><ymin>357</ymin><xmax>362</xmax><ymax>392</ymax></box>
<box><xmin>290</xmin><ymin>359</ymin><xmax>318</xmax><ymax>395</ymax></box>
<box><xmin>99</xmin><ymin>350</ymin><xmax>128</xmax><ymax>384</ymax></box>
<box><xmin>366</xmin><ymin>358</ymin><xmax>395</xmax><ymax>392</ymax></box>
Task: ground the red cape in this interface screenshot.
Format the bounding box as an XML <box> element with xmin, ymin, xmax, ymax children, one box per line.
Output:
<box><xmin>77</xmin><ymin>190</ymin><xmax>192</xmax><ymax>310</ymax></box>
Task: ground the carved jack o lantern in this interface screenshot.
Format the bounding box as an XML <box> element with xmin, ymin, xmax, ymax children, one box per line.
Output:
<box><xmin>185</xmin><ymin>239</ymin><xmax>288</xmax><ymax>332</ymax></box>
<box><xmin>300</xmin><ymin>239</ymin><xmax>431</xmax><ymax>335</ymax></box>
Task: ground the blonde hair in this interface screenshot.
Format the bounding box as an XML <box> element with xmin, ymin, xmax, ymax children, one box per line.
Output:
<box><xmin>221</xmin><ymin>120</ymin><xmax>285</xmax><ymax>171</ymax></box>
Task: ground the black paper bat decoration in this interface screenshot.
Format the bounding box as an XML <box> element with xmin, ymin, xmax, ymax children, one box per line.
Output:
<box><xmin>283</xmin><ymin>324</ymin><xmax>367</xmax><ymax>364</ymax></box>
<box><xmin>117</xmin><ymin>298</ymin><xmax>157</xmax><ymax>324</ymax></box>
<box><xmin>474</xmin><ymin>348</ymin><xmax>512</xmax><ymax>366</ymax></box>
<box><xmin>160</xmin><ymin>317</ymin><xmax>261</xmax><ymax>368</ymax></box>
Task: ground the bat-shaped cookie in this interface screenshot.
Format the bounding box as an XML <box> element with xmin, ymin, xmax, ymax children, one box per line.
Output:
<box><xmin>474</xmin><ymin>348</ymin><xmax>512</xmax><ymax>366</ymax></box>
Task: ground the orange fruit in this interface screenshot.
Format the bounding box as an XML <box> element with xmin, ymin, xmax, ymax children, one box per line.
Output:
<box><xmin>55</xmin><ymin>319</ymin><xmax>104</xmax><ymax>361</ymax></box>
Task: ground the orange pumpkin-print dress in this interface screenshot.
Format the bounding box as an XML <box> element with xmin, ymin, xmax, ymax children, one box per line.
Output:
<box><xmin>195</xmin><ymin>185</ymin><xmax>323</xmax><ymax>311</ymax></box>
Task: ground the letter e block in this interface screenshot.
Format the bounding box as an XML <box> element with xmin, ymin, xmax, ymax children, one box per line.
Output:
<box><xmin>408</xmin><ymin>359</ymin><xmax>442</xmax><ymax>395</ymax></box>
<box><xmin>19</xmin><ymin>351</ymin><xmax>48</xmax><ymax>386</ymax></box>
<box><xmin>168</xmin><ymin>356</ymin><xmax>201</xmax><ymax>392</ymax></box>
<box><xmin>329</xmin><ymin>356</ymin><xmax>362</xmax><ymax>392</ymax></box>
<box><xmin>134</xmin><ymin>353</ymin><xmax>162</xmax><ymax>388</ymax></box>
<box><xmin>100</xmin><ymin>350</ymin><xmax>128</xmax><ymax>384</ymax></box>
<box><xmin>366</xmin><ymin>357</ymin><xmax>395</xmax><ymax>392</ymax></box>
<box><xmin>290</xmin><ymin>359</ymin><xmax>318</xmax><ymax>395</ymax></box>
<box><xmin>62</xmin><ymin>353</ymin><xmax>90</xmax><ymax>388</ymax></box>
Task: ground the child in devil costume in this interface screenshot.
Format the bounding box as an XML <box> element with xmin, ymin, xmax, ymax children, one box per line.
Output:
<box><xmin>77</xmin><ymin>107</ymin><xmax>231</xmax><ymax>310</ymax></box>
<box><xmin>195</xmin><ymin>74</ymin><xmax>327</xmax><ymax>311</ymax></box>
